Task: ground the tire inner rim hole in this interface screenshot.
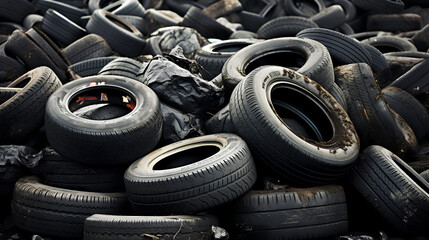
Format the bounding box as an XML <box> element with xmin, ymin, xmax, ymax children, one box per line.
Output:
<box><xmin>372</xmin><ymin>45</ymin><xmax>402</xmax><ymax>53</ymax></box>
<box><xmin>106</xmin><ymin>14</ymin><xmax>132</xmax><ymax>31</ymax></box>
<box><xmin>271</xmin><ymin>85</ymin><xmax>333</xmax><ymax>142</ymax></box>
<box><xmin>245</xmin><ymin>50</ymin><xmax>306</xmax><ymax>75</ymax></box>
<box><xmin>213</xmin><ymin>43</ymin><xmax>252</xmax><ymax>53</ymax></box>
<box><xmin>68</xmin><ymin>86</ymin><xmax>135</xmax><ymax>120</ymax></box>
<box><xmin>9</xmin><ymin>76</ymin><xmax>31</xmax><ymax>88</ymax></box>
<box><xmin>153</xmin><ymin>145</ymin><xmax>220</xmax><ymax>170</ymax></box>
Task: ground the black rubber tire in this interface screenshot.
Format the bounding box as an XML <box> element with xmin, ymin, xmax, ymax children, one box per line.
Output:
<box><xmin>88</xmin><ymin>0</ymin><xmax>112</xmax><ymax>13</ymax></box>
<box><xmin>226</xmin><ymin>185</ymin><xmax>348</xmax><ymax>239</ymax></box>
<box><xmin>350</xmin><ymin>0</ymin><xmax>404</xmax><ymax>13</ymax></box>
<box><xmin>348</xmin><ymin>145</ymin><xmax>429</xmax><ymax>234</ymax></box>
<box><xmin>325</xmin><ymin>0</ymin><xmax>357</xmax><ymax>21</ymax></box>
<box><xmin>0</xmin><ymin>67</ymin><xmax>61</xmax><ymax>144</ymax></box>
<box><xmin>143</xmin><ymin>36</ymin><xmax>162</xmax><ymax>56</ymax></box>
<box><xmin>142</xmin><ymin>9</ymin><xmax>180</xmax><ymax>35</ymax></box>
<box><xmin>361</xmin><ymin>36</ymin><xmax>418</xmax><ymax>53</ymax></box>
<box><xmin>367</xmin><ymin>13</ymin><xmax>422</xmax><ymax>32</ymax></box>
<box><xmin>349</xmin><ymin>31</ymin><xmax>392</xmax><ymax>41</ymax></box>
<box><xmin>75</xmin><ymin>103</ymin><xmax>130</xmax><ymax>120</ymax></box>
<box><xmin>362</xmin><ymin>43</ymin><xmax>389</xmax><ymax>74</ymax></box>
<box><xmin>22</xmin><ymin>14</ymin><xmax>44</xmax><ymax>30</ymax></box>
<box><xmin>408</xmin><ymin>157</ymin><xmax>429</xmax><ymax>173</ymax></box>
<box><xmin>327</xmin><ymin>82</ymin><xmax>348</xmax><ymax>111</ymax></box>
<box><xmin>283</xmin><ymin>0</ymin><xmax>326</xmax><ymax>17</ymax></box>
<box><xmin>124</xmin><ymin>134</ymin><xmax>257</xmax><ymax>215</ymax></box>
<box><xmin>84</xmin><ymin>214</ymin><xmax>218</xmax><ymax>240</ymax></box>
<box><xmin>222</xmin><ymin>37</ymin><xmax>335</xmax><ymax>94</ymax></box>
<box><xmin>194</xmin><ymin>38</ymin><xmax>261</xmax><ymax>80</ymax></box>
<box><xmin>230</xmin><ymin>66</ymin><xmax>360</xmax><ymax>184</ymax></box>
<box><xmin>411</xmin><ymin>24</ymin><xmax>429</xmax><ymax>52</ymax></box>
<box><xmin>0</xmin><ymin>22</ymin><xmax>24</xmax><ymax>35</ymax></box>
<box><xmin>390</xmin><ymin>109</ymin><xmax>418</xmax><ymax>153</ymax></box>
<box><xmin>384</xmin><ymin>51</ymin><xmax>429</xmax><ymax>59</ymax></box>
<box><xmin>62</xmin><ymin>34</ymin><xmax>113</xmax><ymax>65</ymax></box>
<box><xmin>0</xmin><ymin>0</ymin><xmax>35</xmax><ymax>24</ymax></box>
<box><xmin>297</xmin><ymin>28</ymin><xmax>372</xmax><ymax>66</ymax></box>
<box><xmin>421</xmin><ymin>169</ymin><xmax>429</xmax><ymax>182</ymax></box>
<box><xmin>32</xmin><ymin>147</ymin><xmax>127</xmax><ymax>192</ymax></box>
<box><xmin>335</xmin><ymin>63</ymin><xmax>410</xmax><ymax>155</ymax></box>
<box><xmin>69</xmin><ymin>56</ymin><xmax>117</xmax><ymax>77</ymax></box>
<box><xmin>4</xmin><ymin>30</ymin><xmax>67</xmax><ymax>82</ymax></box>
<box><xmin>229</xmin><ymin>30</ymin><xmax>257</xmax><ymax>39</ymax></box>
<box><xmin>45</xmin><ymin>75</ymin><xmax>162</xmax><ymax>166</ymax></box>
<box><xmin>382</xmin><ymin>86</ymin><xmax>429</xmax><ymax>141</ymax></box>
<box><xmin>34</xmin><ymin>0</ymin><xmax>89</xmax><ymax>23</ymax></box>
<box><xmin>180</xmin><ymin>6</ymin><xmax>233</xmax><ymax>40</ymax></box>
<box><xmin>256</xmin><ymin>16</ymin><xmax>318</xmax><ymax>39</ymax></box>
<box><xmin>41</xmin><ymin>9</ymin><xmax>86</xmax><ymax>47</ymax></box>
<box><xmin>12</xmin><ymin>176</ymin><xmax>129</xmax><ymax>239</ymax></box>
<box><xmin>336</xmin><ymin>23</ymin><xmax>355</xmax><ymax>35</ymax></box>
<box><xmin>117</xmin><ymin>15</ymin><xmax>145</xmax><ymax>34</ymax></box>
<box><xmin>102</xmin><ymin>0</ymin><xmax>146</xmax><ymax>17</ymax></box>
<box><xmin>204</xmin><ymin>105</ymin><xmax>235</xmax><ymax>134</ymax></box>
<box><xmin>310</xmin><ymin>5</ymin><xmax>346</xmax><ymax>29</ymax></box>
<box><xmin>98</xmin><ymin>57</ymin><xmax>142</xmax><ymax>79</ymax></box>
<box><xmin>0</xmin><ymin>87</ymin><xmax>20</xmax><ymax>105</ymax></box>
<box><xmin>86</xmin><ymin>9</ymin><xmax>146</xmax><ymax>57</ymax></box>
<box><xmin>0</xmin><ymin>55</ymin><xmax>26</xmax><ymax>83</ymax></box>
<box><xmin>388</xmin><ymin>60</ymin><xmax>429</xmax><ymax>94</ymax></box>
<box><xmin>0</xmin><ymin>164</ymin><xmax>27</xmax><ymax>195</ymax></box>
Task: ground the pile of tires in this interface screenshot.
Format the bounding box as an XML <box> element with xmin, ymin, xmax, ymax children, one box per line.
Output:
<box><xmin>0</xmin><ymin>0</ymin><xmax>429</xmax><ymax>239</ymax></box>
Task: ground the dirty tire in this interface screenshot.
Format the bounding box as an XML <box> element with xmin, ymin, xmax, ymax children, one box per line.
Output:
<box><xmin>222</xmin><ymin>37</ymin><xmax>335</xmax><ymax>93</ymax></box>
<box><xmin>382</xmin><ymin>86</ymin><xmax>429</xmax><ymax>141</ymax></box>
<box><xmin>335</xmin><ymin>63</ymin><xmax>410</xmax><ymax>154</ymax></box>
<box><xmin>0</xmin><ymin>55</ymin><xmax>26</xmax><ymax>83</ymax></box>
<box><xmin>0</xmin><ymin>67</ymin><xmax>61</xmax><ymax>143</ymax></box>
<box><xmin>69</xmin><ymin>56</ymin><xmax>118</xmax><ymax>77</ymax></box>
<box><xmin>103</xmin><ymin>0</ymin><xmax>146</xmax><ymax>17</ymax></box>
<box><xmin>297</xmin><ymin>28</ymin><xmax>372</xmax><ymax>66</ymax></box>
<box><xmin>0</xmin><ymin>87</ymin><xmax>20</xmax><ymax>105</ymax></box>
<box><xmin>41</xmin><ymin>9</ymin><xmax>86</xmax><ymax>46</ymax></box>
<box><xmin>205</xmin><ymin>105</ymin><xmax>235</xmax><ymax>134</ymax></box>
<box><xmin>98</xmin><ymin>57</ymin><xmax>142</xmax><ymax>79</ymax></box>
<box><xmin>229</xmin><ymin>66</ymin><xmax>360</xmax><ymax>184</ymax></box>
<box><xmin>84</xmin><ymin>214</ymin><xmax>218</xmax><ymax>240</ymax></box>
<box><xmin>32</xmin><ymin>148</ymin><xmax>126</xmax><ymax>192</ymax></box>
<box><xmin>366</xmin><ymin>13</ymin><xmax>422</xmax><ymax>32</ymax></box>
<box><xmin>229</xmin><ymin>30</ymin><xmax>257</xmax><ymax>39</ymax></box>
<box><xmin>22</xmin><ymin>14</ymin><xmax>44</xmax><ymax>30</ymax></box>
<box><xmin>63</xmin><ymin>34</ymin><xmax>113</xmax><ymax>65</ymax></box>
<box><xmin>420</xmin><ymin>169</ymin><xmax>429</xmax><ymax>182</ymax></box>
<box><xmin>349</xmin><ymin>0</ymin><xmax>404</xmax><ymax>13</ymax></box>
<box><xmin>33</xmin><ymin>0</ymin><xmax>88</xmax><ymax>23</ymax></box>
<box><xmin>283</xmin><ymin>0</ymin><xmax>326</xmax><ymax>17</ymax></box>
<box><xmin>226</xmin><ymin>185</ymin><xmax>348</xmax><ymax>240</ymax></box>
<box><xmin>0</xmin><ymin>0</ymin><xmax>35</xmax><ymax>23</ymax></box>
<box><xmin>124</xmin><ymin>134</ymin><xmax>257</xmax><ymax>215</ymax></box>
<box><xmin>117</xmin><ymin>15</ymin><xmax>145</xmax><ymax>33</ymax></box>
<box><xmin>45</xmin><ymin>75</ymin><xmax>162</xmax><ymax>166</ymax></box>
<box><xmin>327</xmin><ymin>82</ymin><xmax>348</xmax><ymax>111</ymax></box>
<box><xmin>349</xmin><ymin>145</ymin><xmax>429</xmax><ymax>234</ymax></box>
<box><xmin>195</xmin><ymin>38</ymin><xmax>260</xmax><ymax>80</ymax></box>
<box><xmin>361</xmin><ymin>36</ymin><xmax>418</xmax><ymax>53</ymax></box>
<box><xmin>388</xmin><ymin>60</ymin><xmax>429</xmax><ymax>94</ymax></box>
<box><xmin>12</xmin><ymin>176</ymin><xmax>129</xmax><ymax>239</ymax></box>
<box><xmin>256</xmin><ymin>16</ymin><xmax>318</xmax><ymax>39</ymax></box>
<box><xmin>362</xmin><ymin>43</ymin><xmax>389</xmax><ymax>74</ymax></box>
<box><xmin>310</xmin><ymin>5</ymin><xmax>346</xmax><ymax>29</ymax></box>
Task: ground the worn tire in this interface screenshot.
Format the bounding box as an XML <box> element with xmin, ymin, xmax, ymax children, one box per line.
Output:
<box><xmin>367</xmin><ymin>13</ymin><xmax>422</xmax><ymax>32</ymax></box>
<box><xmin>34</xmin><ymin>0</ymin><xmax>89</xmax><ymax>23</ymax></box>
<box><xmin>283</xmin><ymin>0</ymin><xmax>326</xmax><ymax>17</ymax></box>
<box><xmin>388</xmin><ymin>60</ymin><xmax>429</xmax><ymax>94</ymax></box>
<box><xmin>310</xmin><ymin>5</ymin><xmax>346</xmax><ymax>29</ymax></box>
<box><xmin>0</xmin><ymin>0</ymin><xmax>35</xmax><ymax>23</ymax></box>
<box><xmin>349</xmin><ymin>0</ymin><xmax>404</xmax><ymax>13</ymax></box>
<box><xmin>361</xmin><ymin>36</ymin><xmax>418</xmax><ymax>53</ymax></box>
<box><xmin>0</xmin><ymin>55</ymin><xmax>26</xmax><ymax>83</ymax></box>
<box><xmin>62</xmin><ymin>34</ymin><xmax>113</xmax><ymax>65</ymax></box>
<box><xmin>41</xmin><ymin>9</ymin><xmax>86</xmax><ymax>46</ymax></box>
<box><xmin>256</xmin><ymin>16</ymin><xmax>318</xmax><ymax>39</ymax></box>
<box><xmin>98</xmin><ymin>57</ymin><xmax>142</xmax><ymax>79</ymax></box>
<box><xmin>69</xmin><ymin>56</ymin><xmax>117</xmax><ymax>77</ymax></box>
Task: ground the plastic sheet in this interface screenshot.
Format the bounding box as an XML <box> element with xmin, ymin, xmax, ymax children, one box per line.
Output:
<box><xmin>0</xmin><ymin>145</ymin><xmax>42</xmax><ymax>168</ymax></box>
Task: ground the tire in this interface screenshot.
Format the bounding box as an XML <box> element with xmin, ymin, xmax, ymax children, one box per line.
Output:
<box><xmin>180</xmin><ymin>6</ymin><xmax>233</xmax><ymax>40</ymax></box>
<box><xmin>335</xmin><ymin>63</ymin><xmax>411</xmax><ymax>155</ymax></box>
<box><xmin>32</xmin><ymin>148</ymin><xmax>126</xmax><ymax>192</ymax></box>
<box><xmin>103</xmin><ymin>0</ymin><xmax>146</xmax><ymax>17</ymax></box>
<box><xmin>75</xmin><ymin>103</ymin><xmax>130</xmax><ymax>120</ymax></box>
<box><xmin>12</xmin><ymin>176</ymin><xmax>129</xmax><ymax>239</ymax></box>
<box><xmin>69</xmin><ymin>56</ymin><xmax>117</xmax><ymax>77</ymax></box>
<box><xmin>310</xmin><ymin>5</ymin><xmax>346</xmax><ymax>29</ymax></box>
<box><xmin>142</xmin><ymin>9</ymin><xmax>180</xmax><ymax>35</ymax></box>
<box><xmin>256</xmin><ymin>16</ymin><xmax>318</xmax><ymax>39</ymax></box>
<box><xmin>327</xmin><ymin>82</ymin><xmax>348</xmax><ymax>111</ymax></box>
<box><xmin>98</xmin><ymin>57</ymin><xmax>142</xmax><ymax>79</ymax></box>
<box><xmin>22</xmin><ymin>14</ymin><xmax>44</xmax><ymax>30</ymax></box>
<box><xmin>34</xmin><ymin>0</ymin><xmax>89</xmax><ymax>23</ymax></box>
<box><xmin>204</xmin><ymin>105</ymin><xmax>235</xmax><ymax>134</ymax></box>
<box><xmin>388</xmin><ymin>60</ymin><xmax>429</xmax><ymax>94</ymax></box>
<box><xmin>0</xmin><ymin>22</ymin><xmax>24</xmax><ymax>35</ymax></box>
<box><xmin>0</xmin><ymin>0</ymin><xmax>35</xmax><ymax>24</ymax></box>
<box><xmin>4</xmin><ymin>30</ymin><xmax>67</xmax><ymax>82</ymax></box>
<box><xmin>421</xmin><ymin>169</ymin><xmax>429</xmax><ymax>182</ymax></box>
<box><xmin>384</xmin><ymin>51</ymin><xmax>429</xmax><ymax>59</ymax></box>
<box><xmin>336</xmin><ymin>23</ymin><xmax>355</xmax><ymax>35</ymax></box>
<box><xmin>229</xmin><ymin>66</ymin><xmax>360</xmax><ymax>184</ymax></box>
<box><xmin>117</xmin><ymin>15</ymin><xmax>145</xmax><ymax>34</ymax></box>
<box><xmin>367</xmin><ymin>13</ymin><xmax>422</xmax><ymax>32</ymax></box>
<box><xmin>283</xmin><ymin>0</ymin><xmax>326</xmax><ymax>17</ymax></box>
<box><xmin>348</xmin><ymin>145</ymin><xmax>429</xmax><ymax>234</ymax></box>
<box><xmin>0</xmin><ymin>67</ymin><xmax>61</xmax><ymax>144</ymax></box>
<box><xmin>361</xmin><ymin>36</ymin><xmax>418</xmax><ymax>53</ymax></box>
<box><xmin>349</xmin><ymin>0</ymin><xmax>404</xmax><ymax>13</ymax></box>
<box><xmin>382</xmin><ymin>86</ymin><xmax>429</xmax><ymax>141</ymax></box>
<box><xmin>124</xmin><ymin>134</ymin><xmax>257</xmax><ymax>215</ymax></box>
<box><xmin>229</xmin><ymin>30</ymin><xmax>257</xmax><ymax>39</ymax></box>
<box><xmin>41</xmin><ymin>9</ymin><xmax>86</xmax><ymax>46</ymax></box>
<box><xmin>0</xmin><ymin>87</ymin><xmax>20</xmax><ymax>105</ymax></box>
<box><xmin>226</xmin><ymin>185</ymin><xmax>348</xmax><ymax>240</ymax></box>
<box><xmin>297</xmin><ymin>28</ymin><xmax>372</xmax><ymax>66</ymax></box>
<box><xmin>222</xmin><ymin>37</ymin><xmax>335</xmax><ymax>94</ymax></box>
<box><xmin>62</xmin><ymin>34</ymin><xmax>113</xmax><ymax>65</ymax></box>
<box><xmin>408</xmin><ymin>157</ymin><xmax>429</xmax><ymax>173</ymax></box>
<box><xmin>0</xmin><ymin>55</ymin><xmax>26</xmax><ymax>83</ymax></box>
<box><xmin>88</xmin><ymin>0</ymin><xmax>112</xmax><ymax>13</ymax></box>
<box><xmin>324</xmin><ymin>0</ymin><xmax>357</xmax><ymax>21</ymax></box>
<box><xmin>194</xmin><ymin>38</ymin><xmax>261</xmax><ymax>80</ymax></box>
<box><xmin>86</xmin><ymin>10</ymin><xmax>146</xmax><ymax>57</ymax></box>
<box><xmin>202</xmin><ymin>0</ymin><xmax>242</xmax><ymax>19</ymax></box>
<box><xmin>362</xmin><ymin>43</ymin><xmax>389</xmax><ymax>74</ymax></box>
<box><xmin>411</xmin><ymin>24</ymin><xmax>429</xmax><ymax>52</ymax></box>
<box><xmin>45</xmin><ymin>75</ymin><xmax>162</xmax><ymax>166</ymax></box>
<box><xmin>84</xmin><ymin>214</ymin><xmax>218</xmax><ymax>240</ymax></box>
<box><xmin>390</xmin><ymin>109</ymin><xmax>418</xmax><ymax>153</ymax></box>
<box><xmin>349</xmin><ymin>31</ymin><xmax>392</xmax><ymax>41</ymax></box>
<box><xmin>0</xmin><ymin>164</ymin><xmax>27</xmax><ymax>195</ymax></box>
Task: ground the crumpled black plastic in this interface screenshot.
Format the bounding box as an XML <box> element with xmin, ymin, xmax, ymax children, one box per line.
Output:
<box><xmin>139</xmin><ymin>54</ymin><xmax>224</xmax><ymax>117</ymax></box>
<box><xmin>161</xmin><ymin>103</ymin><xmax>204</xmax><ymax>143</ymax></box>
<box><xmin>0</xmin><ymin>145</ymin><xmax>43</xmax><ymax>168</ymax></box>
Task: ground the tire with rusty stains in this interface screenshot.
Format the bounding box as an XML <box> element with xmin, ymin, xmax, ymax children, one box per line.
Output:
<box><xmin>222</xmin><ymin>37</ymin><xmax>335</xmax><ymax>95</ymax></box>
<box><xmin>335</xmin><ymin>63</ymin><xmax>412</xmax><ymax>157</ymax></box>
<box><xmin>84</xmin><ymin>214</ymin><xmax>218</xmax><ymax>240</ymax></box>
<box><xmin>62</xmin><ymin>34</ymin><xmax>114</xmax><ymax>65</ymax></box>
<box><xmin>348</xmin><ymin>145</ymin><xmax>429</xmax><ymax>235</ymax></box>
<box><xmin>225</xmin><ymin>185</ymin><xmax>348</xmax><ymax>239</ymax></box>
<box><xmin>0</xmin><ymin>67</ymin><xmax>62</xmax><ymax>144</ymax></box>
<box><xmin>124</xmin><ymin>134</ymin><xmax>257</xmax><ymax>215</ymax></box>
<box><xmin>12</xmin><ymin>176</ymin><xmax>129</xmax><ymax>239</ymax></box>
<box><xmin>45</xmin><ymin>75</ymin><xmax>162</xmax><ymax>166</ymax></box>
<box><xmin>229</xmin><ymin>66</ymin><xmax>360</xmax><ymax>184</ymax></box>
